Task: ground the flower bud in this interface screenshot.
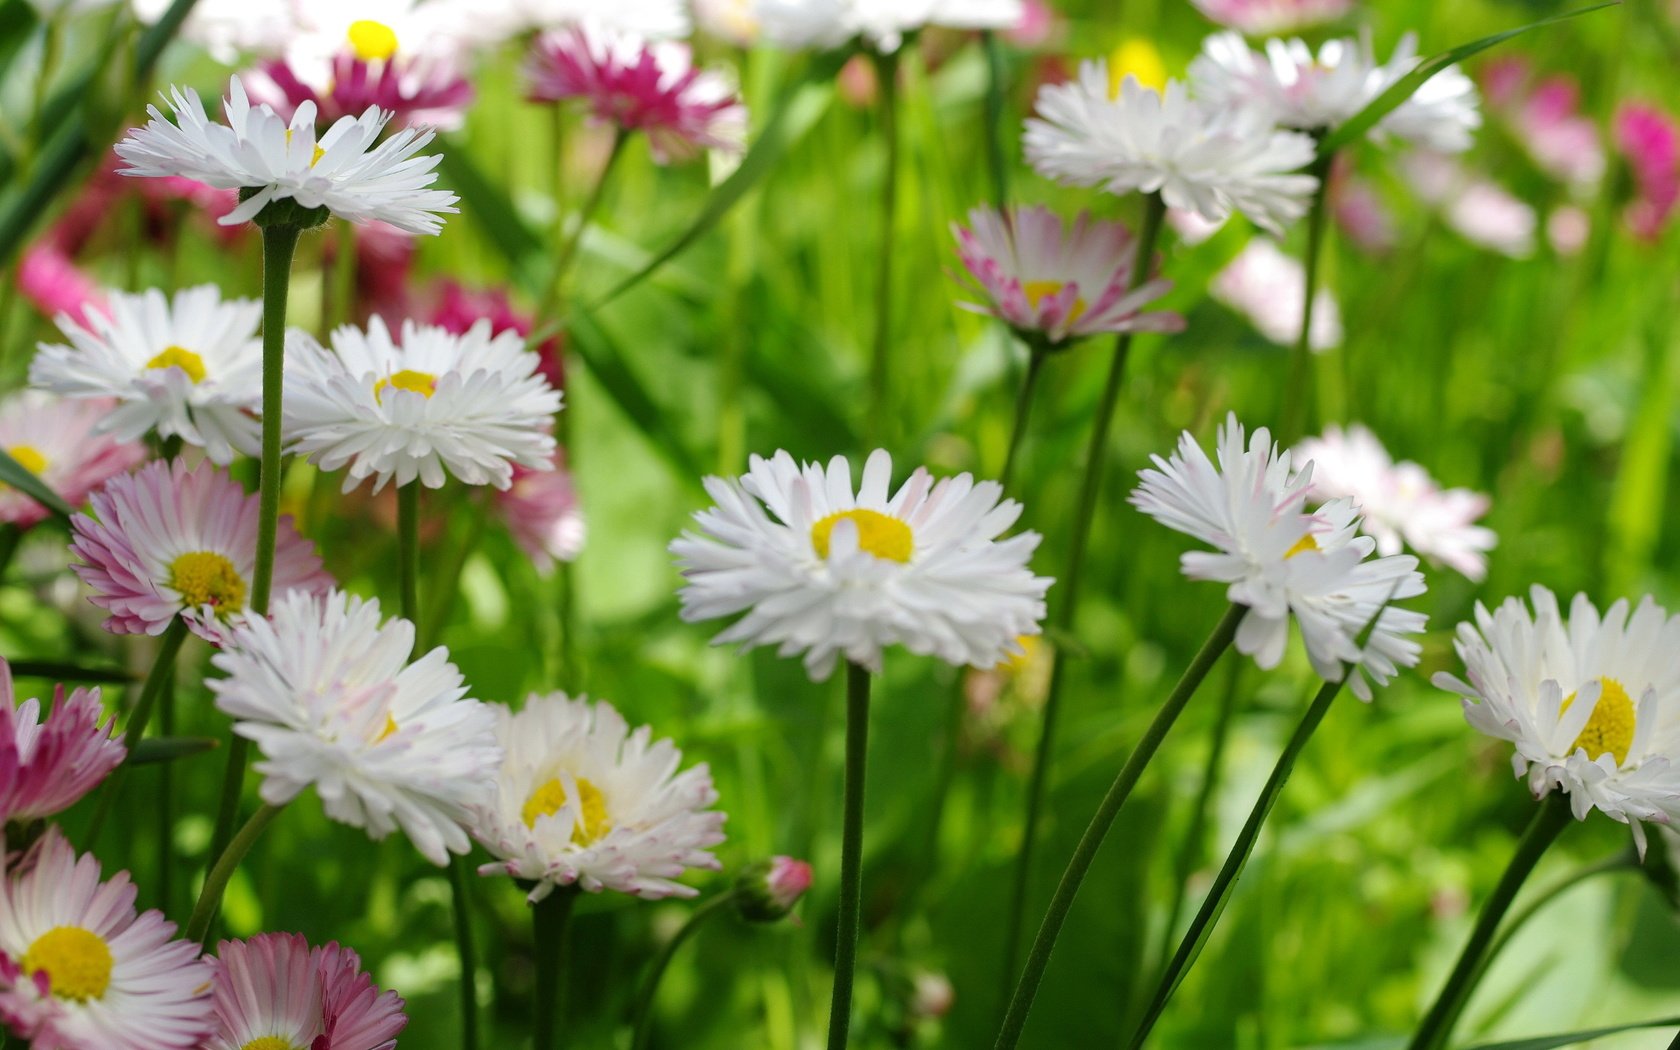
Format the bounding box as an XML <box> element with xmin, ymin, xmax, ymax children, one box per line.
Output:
<box><xmin>734</xmin><ymin>856</ymin><xmax>812</xmax><ymax>923</ymax></box>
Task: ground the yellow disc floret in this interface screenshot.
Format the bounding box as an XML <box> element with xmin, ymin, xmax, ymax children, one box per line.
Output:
<box><xmin>348</xmin><ymin>19</ymin><xmax>399</xmax><ymax>62</ymax></box>
<box><xmin>1561</xmin><ymin>677</ymin><xmax>1637</xmax><ymax>766</ymax></box>
<box><xmin>522</xmin><ymin>776</ymin><xmax>611</xmax><ymax>844</ymax></box>
<box><xmin>243</xmin><ymin>1038</ymin><xmax>300</xmax><ymax>1050</ymax></box>
<box><xmin>146</xmin><ymin>346</ymin><xmax>208</xmax><ymax>384</ymax></box>
<box><xmin>22</xmin><ymin>926</ymin><xmax>113</xmax><ymax>1002</ymax></box>
<box><xmin>810</xmin><ymin>509</ymin><xmax>914</xmax><ymax>563</ymax></box>
<box><xmin>7</xmin><ymin>445</ymin><xmax>47</xmax><ymax>476</ymax></box>
<box><xmin>1284</xmin><ymin>533</ymin><xmax>1319</xmax><ymax>559</ymax></box>
<box><xmin>1022</xmin><ymin>280</ymin><xmax>1089</xmax><ymax>327</ymax></box>
<box><xmin>169</xmin><ymin>550</ymin><xmax>247</xmax><ymax>614</ymax></box>
<box><xmin>1108</xmin><ymin>38</ymin><xmax>1168</xmax><ymax>96</ymax></box>
<box><xmin>374</xmin><ymin>370</ymin><xmax>439</xmax><ymax>404</ymax></box>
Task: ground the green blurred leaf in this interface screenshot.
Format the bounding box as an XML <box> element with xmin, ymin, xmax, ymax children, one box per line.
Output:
<box><xmin>1463</xmin><ymin>1017</ymin><xmax>1680</xmax><ymax>1049</ymax></box>
<box><xmin>128</xmin><ymin>736</ymin><xmax>220</xmax><ymax>765</ymax></box>
<box><xmin>436</xmin><ymin>140</ymin><xmax>547</xmax><ymax>296</ymax></box>
<box><xmin>567</xmin><ymin>309</ymin><xmax>707</xmax><ymax>484</ymax></box>
<box><xmin>0</xmin><ymin>0</ymin><xmax>39</xmax><ymax>80</ymax></box>
<box><xmin>0</xmin><ymin>447</ymin><xmax>72</xmax><ymax>520</ymax></box>
<box><xmin>6</xmin><ymin>659</ymin><xmax>135</xmax><ymax>684</ymax></box>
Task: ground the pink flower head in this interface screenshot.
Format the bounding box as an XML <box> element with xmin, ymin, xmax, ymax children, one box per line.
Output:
<box><xmin>69</xmin><ymin>459</ymin><xmax>332</xmax><ymax>641</ymax></box>
<box><xmin>0</xmin><ymin>393</ymin><xmax>145</xmax><ymax>529</ymax></box>
<box><xmin>246</xmin><ymin>51</ymin><xmax>474</xmax><ymax>131</ymax></box>
<box><xmin>1614</xmin><ymin>102</ymin><xmax>1680</xmax><ymax>241</ymax></box>
<box><xmin>951</xmin><ymin>205</ymin><xmax>1184</xmax><ymax>348</ymax></box>
<box><xmin>1482</xmin><ymin>61</ymin><xmax>1604</xmax><ymax>190</ymax></box>
<box><xmin>0</xmin><ymin>661</ymin><xmax>125</xmax><ymax>825</ymax></box>
<box><xmin>204</xmin><ymin>933</ymin><xmax>406</xmax><ymax>1050</ymax></box>
<box><xmin>526</xmin><ymin>23</ymin><xmax>746</xmax><ymax>164</ymax></box>
<box><xmin>1211</xmin><ymin>238</ymin><xmax>1342</xmax><ymax>350</ymax></box>
<box><xmin>1006</xmin><ymin>0</ymin><xmax>1054</xmax><ymax>48</ymax></box>
<box><xmin>429</xmin><ymin>281</ymin><xmax>564</xmax><ymax>390</ymax></box>
<box><xmin>765</xmin><ymin>856</ymin><xmax>812</xmax><ymax>909</ymax></box>
<box><xmin>734</xmin><ymin>855</ymin><xmax>812</xmax><ymax>922</ymax></box>
<box><xmin>1190</xmin><ymin>0</ymin><xmax>1353</xmax><ymax>35</ymax></box>
<box><xmin>15</xmin><ymin>245</ymin><xmax>105</xmax><ymax>327</ymax></box>
<box><xmin>496</xmin><ymin>452</ymin><xmax>584</xmax><ymax>573</ymax></box>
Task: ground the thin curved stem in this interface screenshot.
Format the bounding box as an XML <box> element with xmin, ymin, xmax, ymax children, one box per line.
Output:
<box><xmin>629</xmin><ymin>891</ymin><xmax>736</xmax><ymax>1050</ymax></box>
<box><xmin>186</xmin><ymin>802</ymin><xmax>285</xmax><ymax>945</ymax></box>
<box><xmin>994</xmin><ymin>602</ymin><xmax>1243</xmax><ymax>1050</ymax></box>
<box><xmin>549</xmin><ymin>129</ymin><xmax>627</xmax><ymax>308</ymax></box>
<box><xmin>826</xmin><ymin>662</ymin><xmax>873</xmax><ymax>1050</ymax></box>
<box><xmin>1279</xmin><ymin>148</ymin><xmax>1334</xmax><ymax>446</ymax></box>
<box><xmin>84</xmin><ymin>615</ymin><xmax>190</xmax><ymax>844</ymax></box>
<box><xmin>533</xmin><ymin>888</ymin><xmax>580</xmax><ymax>1050</ymax></box>
<box><xmin>867</xmin><ymin>48</ymin><xmax>901</xmax><ymax>446</ymax></box>
<box><xmin>449</xmin><ymin>856</ymin><xmax>481</xmax><ymax>1050</ymax></box>
<box><xmin>999</xmin><ymin>348</ymin><xmax>1047</xmax><ymax>493</ymax></box>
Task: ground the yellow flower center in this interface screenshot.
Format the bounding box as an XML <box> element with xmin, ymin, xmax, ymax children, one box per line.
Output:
<box><xmin>146</xmin><ymin>345</ymin><xmax>207</xmax><ymax>384</ymax></box>
<box><xmin>21</xmin><ymin>926</ymin><xmax>113</xmax><ymax>1002</ymax></box>
<box><xmin>348</xmin><ymin>19</ymin><xmax>399</xmax><ymax>62</ymax></box>
<box><xmin>1560</xmin><ymin>677</ymin><xmax>1636</xmax><ymax>766</ymax></box>
<box><xmin>7</xmin><ymin>445</ymin><xmax>47</xmax><ymax>476</ymax></box>
<box><xmin>169</xmin><ymin>550</ymin><xmax>247</xmax><ymax>613</ymax></box>
<box><xmin>373</xmin><ymin>369</ymin><xmax>438</xmax><ymax>403</ymax></box>
<box><xmin>242</xmin><ymin>1039</ymin><xmax>300</xmax><ymax>1050</ymax></box>
<box><xmin>282</xmin><ymin>129</ymin><xmax>327</xmax><ymax>166</ymax></box>
<box><xmin>810</xmin><ymin>509</ymin><xmax>913</xmax><ymax>563</ymax></box>
<box><xmin>374</xmin><ymin>713</ymin><xmax>399</xmax><ymax>743</ymax></box>
<box><xmin>1022</xmin><ymin>280</ymin><xmax>1088</xmax><ymax>327</ymax></box>
<box><xmin>1284</xmin><ymin>533</ymin><xmax>1319</xmax><ymax>559</ymax></box>
<box><xmin>994</xmin><ymin>634</ymin><xmax>1041</xmax><ymax>673</ymax></box>
<box><xmin>521</xmin><ymin>776</ymin><xmax>610</xmax><ymax>844</ymax></box>
<box><xmin>1108</xmin><ymin>37</ymin><xmax>1168</xmax><ymax>97</ymax></box>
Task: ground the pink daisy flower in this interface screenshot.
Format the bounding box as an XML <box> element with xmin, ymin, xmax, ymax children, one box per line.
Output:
<box><xmin>429</xmin><ymin>281</ymin><xmax>565</xmax><ymax>391</ymax></box>
<box><xmin>1614</xmin><ymin>102</ymin><xmax>1680</xmax><ymax>241</ymax></box>
<box><xmin>951</xmin><ymin>205</ymin><xmax>1183</xmax><ymax>348</ymax></box>
<box><xmin>0</xmin><ymin>829</ymin><xmax>213</xmax><ymax>1049</ymax></box>
<box><xmin>246</xmin><ymin>51</ymin><xmax>474</xmax><ymax>131</ymax></box>
<box><xmin>14</xmin><ymin>245</ymin><xmax>105</xmax><ymax>327</ymax></box>
<box><xmin>204</xmin><ymin>933</ymin><xmax>406</xmax><ymax>1050</ymax></box>
<box><xmin>0</xmin><ymin>393</ymin><xmax>145</xmax><ymax>529</ymax></box>
<box><xmin>497</xmin><ymin>452</ymin><xmax>585</xmax><ymax>573</ymax></box>
<box><xmin>526</xmin><ymin>22</ymin><xmax>746</xmax><ymax>164</ymax></box>
<box><xmin>0</xmin><ymin>660</ymin><xmax>125</xmax><ymax>824</ymax></box>
<box><xmin>69</xmin><ymin>459</ymin><xmax>332</xmax><ymax>641</ymax></box>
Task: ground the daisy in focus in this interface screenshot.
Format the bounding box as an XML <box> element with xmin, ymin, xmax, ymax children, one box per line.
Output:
<box><xmin>1436</xmin><ymin>587</ymin><xmax>1680</xmax><ymax>853</ymax></box>
<box><xmin>472</xmin><ymin>693</ymin><xmax>725</xmax><ymax>902</ymax></box>
<box><xmin>29</xmin><ymin>286</ymin><xmax>262</xmax><ymax>465</ymax></box>
<box><xmin>203</xmin><ymin>933</ymin><xmax>406</xmax><ymax>1050</ymax></box>
<box><xmin>671</xmin><ymin>449</ymin><xmax>1053</xmax><ymax>681</ymax></box>
<box><xmin>1190</xmin><ymin>0</ymin><xmax>1352</xmax><ymax>35</ymax></box>
<box><xmin>526</xmin><ymin>22</ymin><xmax>747</xmax><ymax>163</ymax></box>
<box><xmin>208</xmin><ymin>589</ymin><xmax>502</xmax><ymax>866</ymax></box>
<box><xmin>1130</xmin><ymin>414</ymin><xmax>1428</xmax><ymax>700</ymax></box>
<box><xmin>1295</xmin><ymin>424</ymin><xmax>1496</xmax><ymax>581</ymax></box>
<box><xmin>0</xmin><ymin>394</ymin><xmax>144</xmax><ymax>528</ymax></box>
<box><xmin>114</xmin><ymin>76</ymin><xmax>458</xmax><ymax>234</ymax></box>
<box><xmin>0</xmin><ymin>661</ymin><xmax>125</xmax><ymax>824</ymax></box>
<box><xmin>284</xmin><ymin>317</ymin><xmax>561</xmax><ymax>493</ymax></box>
<box><xmin>69</xmin><ymin>459</ymin><xmax>332</xmax><ymax>640</ymax></box>
<box><xmin>950</xmin><ymin>205</ymin><xmax>1184</xmax><ymax>347</ymax></box>
<box><xmin>1210</xmin><ymin>238</ymin><xmax>1343</xmax><ymax>351</ymax></box>
<box><xmin>0</xmin><ymin>829</ymin><xmax>212</xmax><ymax>1049</ymax></box>
<box><xmin>1024</xmin><ymin>69</ymin><xmax>1319</xmax><ymax>235</ymax></box>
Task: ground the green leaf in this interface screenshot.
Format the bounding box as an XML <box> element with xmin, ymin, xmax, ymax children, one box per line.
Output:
<box><xmin>1317</xmin><ymin>2</ymin><xmax>1622</xmax><ymax>156</ymax></box>
<box><xmin>6</xmin><ymin>660</ymin><xmax>135</xmax><ymax>684</ymax></box>
<box><xmin>566</xmin><ymin>309</ymin><xmax>707</xmax><ymax>484</ymax></box>
<box><xmin>1462</xmin><ymin>1017</ymin><xmax>1680</xmax><ymax>1050</ymax></box>
<box><xmin>435</xmin><ymin>141</ymin><xmax>547</xmax><ymax>296</ymax></box>
<box><xmin>0</xmin><ymin>0</ymin><xmax>39</xmax><ymax>81</ymax></box>
<box><xmin>128</xmin><ymin>736</ymin><xmax>221</xmax><ymax>766</ymax></box>
<box><xmin>0</xmin><ymin>446</ymin><xmax>73</xmax><ymax>520</ymax></box>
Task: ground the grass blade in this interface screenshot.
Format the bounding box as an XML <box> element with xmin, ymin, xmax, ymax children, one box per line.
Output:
<box><xmin>1463</xmin><ymin>1018</ymin><xmax>1680</xmax><ymax>1050</ymax></box>
<box><xmin>0</xmin><ymin>446</ymin><xmax>73</xmax><ymax>520</ymax></box>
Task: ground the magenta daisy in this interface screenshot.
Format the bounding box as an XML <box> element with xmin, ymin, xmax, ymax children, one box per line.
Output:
<box><xmin>497</xmin><ymin>453</ymin><xmax>586</xmax><ymax>573</ymax></box>
<box><xmin>0</xmin><ymin>661</ymin><xmax>125</xmax><ymax>824</ymax></box>
<box><xmin>0</xmin><ymin>393</ymin><xmax>144</xmax><ymax>529</ymax></box>
<box><xmin>951</xmin><ymin>204</ymin><xmax>1183</xmax><ymax>347</ymax></box>
<box><xmin>204</xmin><ymin>933</ymin><xmax>406</xmax><ymax>1050</ymax></box>
<box><xmin>0</xmin><ymin>829</ymin><xmax>213</xmax><ymax>1049</ymax></box>
<box><xmin>69</xmin><ymin>459</ymin><xmax>332</xmax><ymax>640</ymax></box>
<box><xmin>526</xmin><ymin>22</ymin><xmax>746</xmax><ymax>163</ymax></box>
<box><xmin>245</xmin><ymin>51</ymin><xmax>474</xmax><ymax>132</ymax></box>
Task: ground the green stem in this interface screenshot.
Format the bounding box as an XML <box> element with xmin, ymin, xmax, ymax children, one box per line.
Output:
<box><xmin>397</xmin><ymin>484</ymin><xmax>420</xmax><ymax>626</ymax></box>
<box><xmin>999</xmin><ymin>348</ymin><xmax>1047</xmax><ymax>493</ymax></box>
<box><xmin>549</xmin><ymin>130</ymin><xmax>627</xmax><ymax>306</ymax></box>
<box><xmin>980</xmin><ymin>30</ymin><xmax>1010</xmax><ymax>207</ymax></box>
<box><xmin>1279</xmin><ymin>148</ymin><xmax>1334</xmax><ymax>446</ymax></box>
<box><xmin>418</xmin><ymin>493</ymin><xmax>490</xmax><ymax>653</ymax></box>
<box><xmin>999</xmin><ymin>191</ymin><xmax>1168</xmax><ymax>991</ymax></box>
<box><xmin>1405</xmin><ymin>793</ymin><xmax>1574</xmax><ymax>1050</ymax></box>
<box><xmin>993</xmin><ymin>601</ymin><xmax>1243</xmax><ymax>1050</ymax></box>
<box><xmin>1472</xmin><ymin>853</ymin><xmax>1631</xmax><ymax>992</ymax></box>
<box><xmin>157</xmin><ymin>662</ymin><xmax>176</xmax><ymax>914</ymax></box>
<box><xmin>84</xmin><ymin>615</ymin><xmax>190</xmax><ymax>844</ymax></box>
<box><xmin>449</xmin><ymin>856</ymin><xmax>482</xmax><ymax>1050</ymax></box>
<box><xmin>826</xmin><ymin>662</ymin><xmax>872</xmax><ymax>1050</ymax></box>
<box><xmin>252</xmin><ymin>224</ymin><xmax>300</xmax><ymax>614</ymax></box>
<box><xmin>186</xmin><ymin>802</ymin><xmax>285</xmax><ymax>945</ymax></box>
<box><xmin>629</xmin><ymin>891</ymin><xmax>737</xmax><ymax>1050</ymax></box>
<box><xmin>533</xmin><ymin>888</ymin><xmax>580</xmax><ymax>1050</ymax></box>
<box><xmin>867</xmin><ymin>48</ymin><xmax>901</xmax><ymax>446</ymax></box>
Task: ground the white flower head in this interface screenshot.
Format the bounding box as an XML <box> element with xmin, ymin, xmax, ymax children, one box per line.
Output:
<box><xmin>30</xmin><ymin>286</ymin><xmax>262</xmax><ymax>465</ymax></box>
<box><xmin>753</xmin><ymin>0</ymin><xmax>1021</xmax><ymax>52</ymax></box>
<box><xmin>672</xmin><ymin>449</ymin><xmax>1053</xmax><ymax>681</ymax></box>
<box><xmin>114</xmin><ymin>76</ymin><xmax>458</xmax><ymax>235</ymax></box>
<box><xmin>208</xmin><ymin>589</ymin><xmax>503</xmax><ymax>866</ymax></box>
<box><xmin>283</xmin><ymin>316</ymin><xmax>562</xmax><ymax>493</ymax></box>
<box><xmin>1436</xmin><ymin>587</ymin><xmax>1680</xmax><ymax>854</ymax></box>
<box><xmin>472</xmin><ymin>693</ymin><xmax>726</xmax><ymax>902</ymax></box>
<box><xmin>1025</xmin><ymin>67</ymin><xmax>1319</xmax><ymax>235</ymax></box>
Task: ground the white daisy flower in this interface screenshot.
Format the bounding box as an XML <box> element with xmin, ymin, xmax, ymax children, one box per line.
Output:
<box><xmin>671</xmin><ymin>449</ymin><xmax>1053</xmax><ymax>681</ymax></box>
<box><xmin>443</xmin><ymin>0</ymin><xmax>692</xmax><ymax>49</ymax></box>
<box><xmin>1436</xmin><ymin>587</ymin><xmax>1680</xmax><ymax>853</ymax></box>
<box><xmin>29</xmin><ymin>286</ymin><xmax>262</xmax><ymax>465</ymax></box>
<box><xmin>131</xmin><ymin>0</ymin><xmax>298</xmax><ymax>64</ymax></box>
<box><xmin>1130</xmin><ymin>413</ymin><xmax>1428</xmax><ymax>700</ymax></box>
<box><xmin>283</xmin><ymin>316</ymin><xmax>562</xmax><ymax>493</ymax></box>
<box><xmin>207</xmin><ymin>588</ymin><xmax>503</xmax><ymax>866</ymax></box>
<box><xmin>0</xmin><ymin>829</ymin><xmax>213</xmax><ymax>1049</ymax></box>
<box><xmin>753</xmin><ymin>0</ymin><xmax>1021</xmax><ymax>52</ymax></box>
<box><xmin>114</xmin><ymin>76</ymin><xmax>458</xmax><ymax>235</ymax></box>
<box><xmin>472</xmin><ymin>693</ymin><xmax>726</xmax><ymax>903</ymax></box>
<box><xmin>1294</xmin><ymin>424</ymin><xmax>1496</xmax><ymax>581</ymax></box>
<box><xmin>1024</xmin><ymin>67</ymin><xmax>1319</xmax><ymax>235</ymax></box>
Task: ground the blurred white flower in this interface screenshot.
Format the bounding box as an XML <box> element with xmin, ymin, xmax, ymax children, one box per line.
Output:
<box><xmin>1404</xmin><ymin>151</ymin><xmax>1536</xmax><ymax>258</ymax></box>
<box><xmin>1190</xmin><ymin>0</ymin><xmax>1352</xmax><ymax>35</ymax></box>
<box><xmin>754</xmin><ymin>0</ymin><xmax>1022</xmax><ymax>52</ymax></box>
<box><xmin>1210</xmin><ymin>238</ymin><xmax>1342</xmax><ymax>351</ymax></box>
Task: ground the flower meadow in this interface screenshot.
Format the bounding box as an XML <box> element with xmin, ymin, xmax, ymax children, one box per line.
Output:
<box><xmin>0</xmin><ymin>0</ymin><xmax>1677</xmax><ymax>1046</ymax></box>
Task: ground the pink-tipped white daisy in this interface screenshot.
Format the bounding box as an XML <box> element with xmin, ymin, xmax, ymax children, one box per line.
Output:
<box><xmin>1436</xmin><ymin>587</ymin><xmax>1680</xmax><ymax>853</ymax></box>
<box><xmin>1210</xmin><ymin>238</ymin><xmax>1342</xmax><ymax>351</ymax></box>
<box><xmin>208</xmin><ymin>589</ymin><xmax>501</xmax><ymax>866</ymax></box>
<box><xmin>29</xmin><ymin>285</ymin><xmax>262</xmax><ymax>466</ymax></box>
<box><xmin>1130</xmin><ymin>413</ymin><xmax>1428</xmax><ymax>700</ymax></box>
<box><xmin>0</xmin><ymin>829</ymin><xmax>213</xmax><ymax>1049</ymax></box>
<box><xmin>1294</xmin><ymin>424</ymin><xmax>1496</xmax><ymax>581</ymax></box>
<box><xmin>69</xmin><ymin>459</ymin><xmax>332</xmax><ymax>640</ymax></box>
<box><xmin>498</xmin><ymin>453</ymin><xmax>586</xmax><ymax>573</ymax></box>
<box><xmin>114</xmin><ymin>76</ymin><xmax>458</xmax><ymax>235</ymax></box>
<box><xmin>203</xmin><ymin>933</ymin><xmax>406</xmax><ymax>1050</ymax></box>
<box><xmin>1024</xmin><ymin>69</ymin><xmax>1319</xmax><ymax>235</ymax></box>
<box><xmin>526</xmin><ymin>23</ymin><xmax>746</xmax><ymax>163</ymax></box>
<box><xmin>671</xmin><ymin>449</ymin><xmax>1053</xmax><ymax>681</ymax></box>
<box><xmin>472</xmin><ymin>693</ymin><xmax>725</xmax><ymax>902</ymax></box>
<box><xmin>284</xmin><ymin>316</ymin><xmax>562</xmax><ymax>493</ymax></box>
<box><xmin>0</xmin><ymin>393</ymin><xmax>144</xmax><ymax>529</ymax></box>
<box><xmin>0</xmin><ymin>661</ymin><xmax>125</xmax><ymax>825</ymax></box>
<box><xmin>1190</xmin><ymin>0</ymin><xmax>1352</xmax><ymax>35</ymax></box>
<box><xmin>950</xmin><ymin>205</ymin><xmax>1184</xmax><ymax>347</ymax></box>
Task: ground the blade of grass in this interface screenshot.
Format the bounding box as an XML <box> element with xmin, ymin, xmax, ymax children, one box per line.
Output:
<box><xmin>0</xmin><ymin>446</ymin><xmax>72</xmax><ymax>519</ymax></box>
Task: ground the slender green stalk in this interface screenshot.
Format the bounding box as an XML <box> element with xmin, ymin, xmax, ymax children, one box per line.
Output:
<box><xmin>186</xmin><ymin>802</ymin><xmax>286</xmax><ymax>945</ymax></box>
<box><xmin>449</xmin><ymin>856</ymin><xmax>482</xmax><ymax>1050</ymax></box>
<box><xmin>1279</xmin><ymin>148</ymin><xmax>1335</xmax><ymax>445</ymax></box>
<box><xmin>827</xmin><ymin>662</ymin><xmax>873</xmax><ymax>1050</ymax></box>
<box><xmin>993</xmin><ymin>602</ymin><xmax>1243</xmax><ymax>1050</ymax></box>
<box><xmin>867</xmin><ymin>48</ymin><xmax>901</xmax><ymax>446</ymax></box>
<box><xmin>999</xmin><ymin>348</ymin><xmax>1048</xmax><ymax>493</ymax></box>
<box><xmin>629</xmin><ymin>891</ymin><xmax>737</xmax><ymax>1050</ymax></box>
<box><xmin>1473</xmin><ymin>853</ymin><xmax>1632</xmax><ymax>990</ymax></box>
<box><xmin>533</xmin><ymin>888</ymin><xmax>580</xmax><ymax>1050</ymax></box>
<box><xmin>550</xmin><ymin>130</ymin><xmax>628</xmax><ymax>305</ymax></box>
<box><xmin>157</xmin><ymin>663</ymin><xmax>177</xmax><ymax>914</ymax></box>
<box><xmin>980</xmin><ymin>30</ymin><xmax>1010</xmax><ymax>207</ymax></box>
<box><xmin>397</xmin><ymin>484</ymin><xmax>421</xmax><ymax>625</ymax></box>
<box><xmin>418</xmin><ymin>493</ymin><xmax>491</xmax><ymax>653</ymax></box>
<box><xmin>1406</xmin><ymin>793</ymin><xmax>1574</xmax><ymax>1050</ymax></box>
<box><xmin>999</xmin><ymin>192</ymin><xmax>1168</xmax><ymax>989</ymax></box>
<box><xmin>84</xmin><ymin>615</ymin><xmax>190</xmax><ymax>844</ymax></box>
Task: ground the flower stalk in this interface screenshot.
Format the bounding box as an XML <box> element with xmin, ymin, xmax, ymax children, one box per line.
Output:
<box><xmin>533</xmin><ymin>887</ymin><xmax>581</xmax><ymax>1050</ymax></box>
<box><xmin>629</xmin><ymin>891</ymin><xmax>737</xmax><ymax>1050</ymax></box>
<box><xmin>1279</xmin><ymin>147</ymin><xmax>1335</xmax><ymax>445</ymax></box>
<box><xmin>827</xmin><ymin>661</ymin><xmax>873</xmax><ymax>1050</ymax></box>
<box><xmin>186</xmin><ymin>802</ymin><xmax>287</xmax><ymax>945</ymax></box>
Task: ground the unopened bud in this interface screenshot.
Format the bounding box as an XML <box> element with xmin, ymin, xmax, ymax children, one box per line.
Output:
<box><xmin>734</xmin><ymin>855</ymin><xmax>812</xmax><ymax>923</ymax></box>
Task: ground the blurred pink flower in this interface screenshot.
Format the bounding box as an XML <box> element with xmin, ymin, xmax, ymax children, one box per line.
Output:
<box><xmin>0</xmin><ymin>660</ymin><xmax>125</xmax><ymax>824</ymax></box>
<box><xmin>1190</xmin><ymin>0</ymin><xmax>1353</xmax><ymax>35</ymax></box>
<box><xmin>496</xmin><ymin>452</ymin><xmax>584</xmax><ymax>573</ymax></box>
<box><xmin>1006</xmin><ymin>0</ymin><xmax>1054</xmax><ymax>47</ymax></box>
<box><xmin>1614</xmin><ymin>102</ymin><xmax>1679</xmax><ymax>241</ymax></box>
<box><xmin>429</xmin><ymin>281</ymin><xmax>563</xmax><ymax>390</ymax></box>
<box><xmin>245</xmin><ymin>51</ymin><xmax>473</xmax><ymax>130</ymax></box>
<box><xmin>1211</xmin><ymin>238</ymin><xmax>1342</xmax><ymax>351</ymax></box>
<box><xmin>15</xmin><ymin>245</ymin><xmax>104</xmax><ymax>326</ymax></box>
<box><xmin>1330</xmin><ymin>164</ymin><xmax>1397</xmax><ymax>253</ymax></box>
<box><xmin>1547</xmin><ymin>205</ymin><xmax>1590</xmax><ymax>255</ymax></box>
<box><xmin>1403</xmin><ymin>151</ymin><xmax>1536</xmax><ymax>258</ymax></box>
<box><xmin>1481</xmin><ymin>59</ymin><xmax>1604</xmax><ymax>191</ymax></box>
<box><xmin>205</xmin><ymin>933</ymin><xmax>406</xmax><ymax>1050</ymax></box>
<box><xmin>0</xmin><ymin>393</ymin><xmax>145</xmax><ymax>529</ymax></box>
